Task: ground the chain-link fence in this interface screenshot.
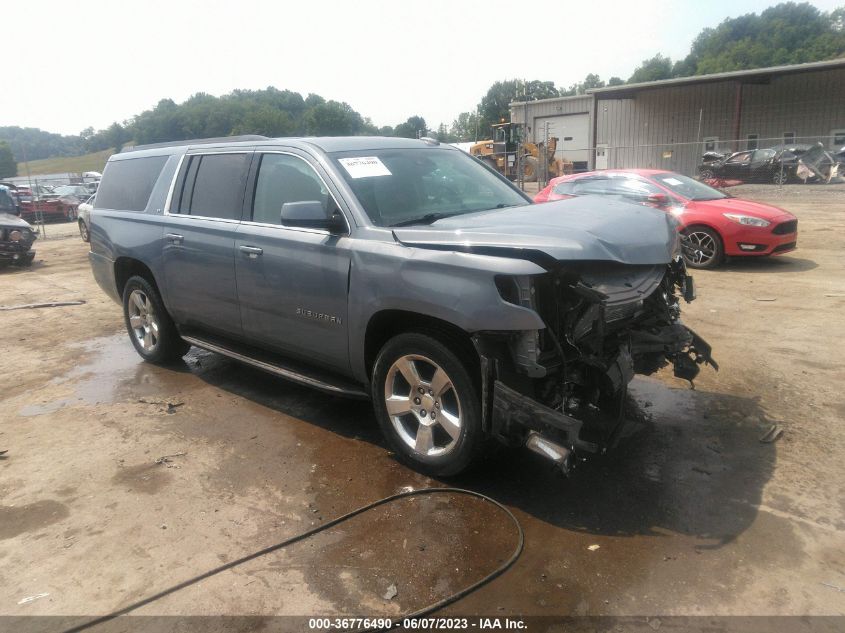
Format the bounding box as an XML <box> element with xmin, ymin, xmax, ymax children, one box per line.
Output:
<box><xmin>516</xmin><ymin>133</ymin><xmax>844</xmax><ymax>193</ymax></box>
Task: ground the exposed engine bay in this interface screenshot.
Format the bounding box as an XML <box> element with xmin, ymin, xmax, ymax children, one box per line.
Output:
<box><xmin>474</xmin><ymin>256</ymin><xmax>717</xmax><ymax>473</ymax></box>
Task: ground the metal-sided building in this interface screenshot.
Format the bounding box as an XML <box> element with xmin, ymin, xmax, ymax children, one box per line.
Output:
<box><xmin>510</xmin><ymin>58</ymin><xmax>845</xmax><ymax>176</ymax></box>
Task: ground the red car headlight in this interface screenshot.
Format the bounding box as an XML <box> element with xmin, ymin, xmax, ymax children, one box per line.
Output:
<box><xmin>723</xmin><ymin>213</ymin><xmax>770</xmax><ymax>227</ymax></box>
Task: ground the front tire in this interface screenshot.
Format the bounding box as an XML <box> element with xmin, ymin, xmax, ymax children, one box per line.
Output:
<box><xmin>122</xmin><ymin>275</ymin><xmax>190</xmax><ymax>363</ymax></box>
<box><xmin>683</xmin><ymin>226</ymin><xmax>724</xmax><ymax>269</ymax></box>
<box><xmin>372</xmin><ymin>332</ymin><xmax>483</xmax><ymax>476</ymax></box>
<box><xmin>78</xmin><ymin>220</ymin><xmax>89</xmax><ymax>242</ymax></box>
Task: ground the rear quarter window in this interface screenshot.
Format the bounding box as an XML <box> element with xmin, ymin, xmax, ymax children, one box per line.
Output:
<box><xmin>95</xmin><ymin>155</ymin><xmax>169</xmax><ymax>212</ymax></box>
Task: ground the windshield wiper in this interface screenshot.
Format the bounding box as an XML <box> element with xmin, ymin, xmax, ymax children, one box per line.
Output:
<box><xmin>391</xmin><ymin>212</ymin><xmax>461</xmax><ymax>227</ymax></box>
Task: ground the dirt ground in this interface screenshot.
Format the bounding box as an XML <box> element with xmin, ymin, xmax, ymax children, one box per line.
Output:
<box><xmin>1</xmin><ymin>185</ymin><xmax>844</xmax><ymax>630</ymax></box>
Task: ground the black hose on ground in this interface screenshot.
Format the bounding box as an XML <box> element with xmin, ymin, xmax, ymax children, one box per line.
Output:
<box><xmin>61</xmin><ymin>487</ymin><xmax>524</xmax><ymax>633</ymax></box>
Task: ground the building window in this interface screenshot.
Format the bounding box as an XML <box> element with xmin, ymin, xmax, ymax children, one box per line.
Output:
<box><xmin>703</xmin><ymin>136</ymin><xmax>719</xmax><ymax>152</ymax></box>
<box><xmin>747</xmin><ymin>134</ymin><xmax>759</xmax><ymax>150</ymax></box>
<box><xmin>783</xmin><ymin>131</ymin><xmax>796</xmax><ymax>144</ymax></box>
<box><xmin>832</xmin><ymin>129</ymin><xmax>845</xmax><ymax>149</ymax></box>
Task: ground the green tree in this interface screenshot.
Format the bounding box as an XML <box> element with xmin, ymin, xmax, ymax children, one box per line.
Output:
<box><xmin>607</xmin><ymin>76</ymin><xmax>625</xmax><ymax>86</ymax></box>
<box><xmin>104</xmin><ymin>122</ymin><xmax>131</xmax><ymax>152</ymax></box>
<box><xmin>0</xmin><ymin>126</ymin><xmax>84</xmax><ymax>160</ymax></box>
<box><xmin>449</xmin><ymin>111</ymin><xmax>482</xmax><ymax>142</ymax></box>
<box><xmin>434</xmin><ymin>123</ymin><xmax>458</xmax><ymax>143</ymax></box>
<box><xmin>629</xmin><ymin>54</ymin><xmax>674</xmax><ymax>83</ymax></box>
<box><xmin>665</xmin><ymin>2</ymin><xmax>845</xmax><ymax>77</ymax></box>
<box><xmin>0</xmin><ymin>141</ymin><xmax>17</xmax><ymax>178</ymax></box>
<box><xmin>394</xmin><ymin>116</ymin><xmax>427</xmax><ymax>139</ymax></box>
<box><xmin>478</xmin><ymin>79</ymin><xmax>558</xmax><ymax>132</ymax></box>
<box><xmin>304</xmin><ymin>101</ymin><xmax>364</xmax><ymax>136</ymax></box>
<box><xmin>581</xmin><ymin>73</ymin><xmax>606</xmax><ymax>91</ymax></box>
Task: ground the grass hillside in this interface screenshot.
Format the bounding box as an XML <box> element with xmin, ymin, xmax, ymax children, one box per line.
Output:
<box><xmin>16</xmin><ymin>148</ymin><xmax>116</xmax><ymax>176</ymax></box>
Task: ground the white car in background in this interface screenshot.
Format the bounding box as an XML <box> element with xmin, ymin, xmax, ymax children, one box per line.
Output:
<box><xmin>77</xmin><ymin>194</ymin><xmax>94</xmax><ymax>242</ymax></box>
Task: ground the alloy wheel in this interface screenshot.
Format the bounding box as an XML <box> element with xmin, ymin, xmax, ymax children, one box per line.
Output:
<box><xmin>127</xmin><ymin>289</ymin><xmax>159</xmax><ymax>351</ymax></box>
<box><xmin>383</xmin><ymin>354</ymin><xmax>462</xmax><ymax>458</ymax></box>
<box><xmin>686</xmin><ymin>231</ymin><xmax>717</xmax><ymax>266</ymax></box>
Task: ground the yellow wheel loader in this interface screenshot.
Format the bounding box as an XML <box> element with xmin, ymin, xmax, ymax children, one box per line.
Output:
<box><xmin>469</xmin><ymin>122</ymin><xmax>572</xmax><ymax>182</ymax></box>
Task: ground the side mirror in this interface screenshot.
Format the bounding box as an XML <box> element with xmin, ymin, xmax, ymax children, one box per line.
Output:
<box><xmin>280</xmin><ymin>201</ymin><xmax>346</xmax><ymax>233</ymax></box>
<box><xmin>646</xmin><ymin>193</ymin><xmax>669</xmax><ymax>208</ymax></box>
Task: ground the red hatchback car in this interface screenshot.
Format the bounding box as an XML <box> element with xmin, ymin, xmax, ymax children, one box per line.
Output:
<box><xmin>535</xmin><ymin>169</ymin><xmax>798</xmax><ymax>269</ymax></box>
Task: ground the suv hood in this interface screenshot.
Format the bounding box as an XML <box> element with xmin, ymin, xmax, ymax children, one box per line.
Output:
<box><xmin>0</xmin><ymin>212</ymin><xmax>33</xmax><ymax>229</ymax></box>
<box><xmin>392</xmin><ymin>196</ymin><xmax>680</xmax><ymax>266</ymax></box>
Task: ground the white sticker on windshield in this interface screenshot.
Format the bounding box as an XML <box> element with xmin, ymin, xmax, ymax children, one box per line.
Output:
<box><xmin>662</xmin><ymin>177</ymin><xmax>683</xmax><ymax>186</ymax></box>
<box><xmin>338</xmin><ymin>156</ymin><xmax>392</xmax><ymax>178</ymax></box>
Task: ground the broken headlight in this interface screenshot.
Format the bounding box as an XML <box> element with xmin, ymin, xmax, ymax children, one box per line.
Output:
<box><xmin>495</xmin><ymin>275</ymin><xmax>536</xmax><ymax>309</ymax></box>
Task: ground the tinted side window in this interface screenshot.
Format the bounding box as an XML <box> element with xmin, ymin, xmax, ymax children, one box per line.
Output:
<box><xmin>551</xmin><ymin>182</ymin><xmax>576</xmax><ymax>196</ymax></box>
<box><xmin>612</xmin><ymin>178</ymin><xmax>663</xmax><ymax>197</ymax></box>
<box><xmin>183</xmin><ymin>153</ymin><xmax>250</xmax><ymax>220</ymax></box>
<box><xmin>251</xmin><ymin>153</ymin><xmax>328</xmax><ymax>225</ymax></box>
<box><xmin>726</xmin><ymin>152</ymin><xmax>752</xmax><ymax>164</ymax></box>
<box><xmin>572</xmin><ymin>178</ymin><xmax>612</xmax><ymax>195</ymax></box>
<box><xmin>96</xmin><ymin>156</ymin><xmax>168</xmax><ymax>211</ymax></box>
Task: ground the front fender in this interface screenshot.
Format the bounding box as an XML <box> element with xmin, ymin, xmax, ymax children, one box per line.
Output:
<box><xmin>347</xmin><ymin>240</ymin><xmax>547</xmax><ymax>383</ymax></box>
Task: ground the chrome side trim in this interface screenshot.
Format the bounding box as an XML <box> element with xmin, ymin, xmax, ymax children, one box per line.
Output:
<box><xmin>162</xmin><ymin>153</ymin><xmax>186</xmax><ymax>215</ymax></box>
<box><xmin>181</xmin><ymin>335</ymin><xmax>368</xmax><ymax>398</ymax></box>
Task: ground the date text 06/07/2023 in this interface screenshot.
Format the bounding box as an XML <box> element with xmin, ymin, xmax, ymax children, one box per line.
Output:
<box><xmin>307</xmin><ymin>617</ymin><xmax>527</xmax><ymax>630</ymax></box>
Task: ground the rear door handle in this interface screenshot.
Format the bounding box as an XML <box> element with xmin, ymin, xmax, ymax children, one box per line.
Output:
<box><xmin>239</xmin><ymin>245</ymin><xmax>263</xmax><ymax>258</ymax></box>
<box><xmin>165</xmin><ymin>233</ymin><xmax>184</xmax><ymax>245</ymax></box>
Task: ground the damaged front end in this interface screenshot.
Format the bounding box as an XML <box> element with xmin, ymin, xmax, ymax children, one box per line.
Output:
<box><xmin>473</xmin><ymin>256</ymin><xmax>717</xmax><ymax>474</ymax></box>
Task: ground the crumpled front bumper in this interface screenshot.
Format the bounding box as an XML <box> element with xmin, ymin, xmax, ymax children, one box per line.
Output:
<box><xmin>474</xmin><ymin>323</ymin><xmax>718</xmax><ymax>473</ymax></box>
<box><xmin>0</xmin><ymin>242</ymin><xmax>35</xmax><ymax>263</ymax></box>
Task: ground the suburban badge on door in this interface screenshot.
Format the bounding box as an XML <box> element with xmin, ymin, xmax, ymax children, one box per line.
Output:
<box><xmin>296</xmin><ymin>307</ymin><xmax>343</xmax><ymax>325</ymax></box>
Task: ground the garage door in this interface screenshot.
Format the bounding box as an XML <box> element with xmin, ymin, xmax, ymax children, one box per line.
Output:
<box><xmin>533</xmin><ymin>113</ymin><xmax>590</xmax><ymax>165</ymax></box>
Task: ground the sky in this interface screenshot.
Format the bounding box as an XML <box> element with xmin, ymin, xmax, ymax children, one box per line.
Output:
<box><xmin>2</xmin><ymin>0</ymin><xmax>843</xmax><ymax>136</ymax></box>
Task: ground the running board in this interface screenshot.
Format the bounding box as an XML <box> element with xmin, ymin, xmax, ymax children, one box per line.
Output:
<box><xmin>180</xmin><ymin>334</ymin><xmax>369</xmax><ymax>399</ymax></box>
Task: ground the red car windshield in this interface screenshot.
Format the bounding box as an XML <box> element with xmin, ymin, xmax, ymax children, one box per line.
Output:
<box><xmin>651</xmin><ymin>173</ymin><xmax>727</xmax><ymax>201</ymax></box>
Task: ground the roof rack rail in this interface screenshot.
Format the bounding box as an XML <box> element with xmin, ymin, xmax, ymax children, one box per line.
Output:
<box><xmin>121</xmin><ymin>135</ymin><xmax>269</xmax><ymax>153</ymax></box>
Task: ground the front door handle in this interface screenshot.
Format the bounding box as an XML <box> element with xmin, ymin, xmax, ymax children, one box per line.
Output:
<box><xmin>165</xmin><ymin>233</ymin><xmax>184</xmax><ymax>245</ymax></box>
<box><xmin>239</xmin><ymin>245</ymin><xmax>263</xmax><ymax>258</ymax></box>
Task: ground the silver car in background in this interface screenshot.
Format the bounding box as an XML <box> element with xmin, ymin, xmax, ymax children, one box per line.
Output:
<box><xmin>77</xmin><ymin>194</ymin><xmax>94</xmax><ymax>242</ymax></box>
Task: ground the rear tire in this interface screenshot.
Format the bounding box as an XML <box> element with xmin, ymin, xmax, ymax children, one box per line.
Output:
<box><xmin>683</xmin><ymin>226</ymin><xmax>723</xmax><ymax>269</ymax></box>
<box><xmin>122</xmin><ymin>275</ymin><xmax>190</xmax><ymax>364</ymax></box>
<box><xmin>372</xmin><ymin>332</ymin><xmax>483</xmax><ymax>476</ymax></box>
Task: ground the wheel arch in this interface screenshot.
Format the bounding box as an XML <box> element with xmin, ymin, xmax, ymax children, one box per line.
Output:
<box><xmin>114</xmin><ymin>257</ymin><xmax>163</xmax><ymax>300</ymax></box>
<box><xmin>363</xmin><ymin>310</ymin><xmax>479</xmax><ymax>384</ymax></box>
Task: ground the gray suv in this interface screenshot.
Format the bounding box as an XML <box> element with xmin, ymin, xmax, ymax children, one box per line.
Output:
<box><xmin>89</xmin><ymin>135</ymin><xmax>716</xmax><ymax>476</ymax></box>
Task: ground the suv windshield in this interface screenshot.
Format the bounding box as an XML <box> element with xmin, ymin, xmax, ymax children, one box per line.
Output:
<box><xmin>330</xmin><ymin>148</ymin><xmax>528</xmax><ymax>227</ymax></box>
<box><xmin>651</xmin><ymin>172</ymin><xmax>727</xmax><ymax>201</ymax></box>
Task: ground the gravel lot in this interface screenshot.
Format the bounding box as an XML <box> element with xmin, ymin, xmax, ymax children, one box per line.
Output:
<box><xmin>1</xmin><ymin>185</ymin><xmax>844</xmax><ymax>629</ymax></box>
